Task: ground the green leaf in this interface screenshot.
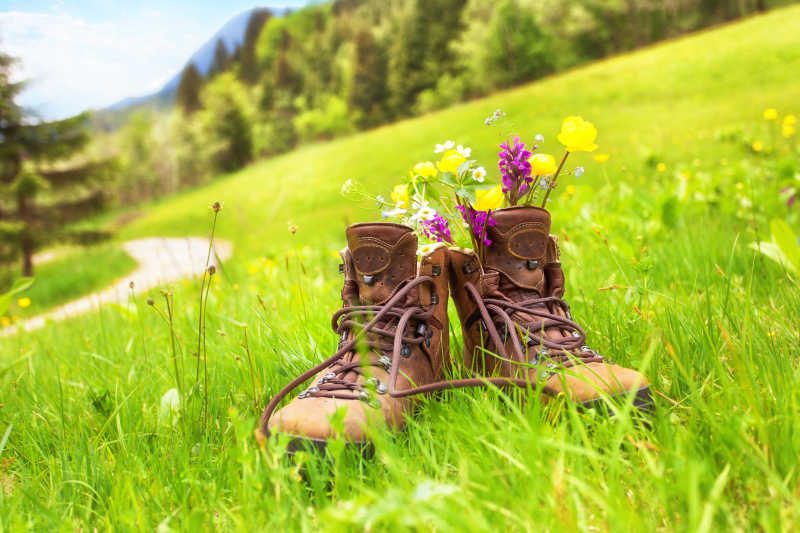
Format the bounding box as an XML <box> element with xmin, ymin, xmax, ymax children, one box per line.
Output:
<box><xmin>456</xmin><ymin>187</ymin><xmax>477</xmax><ymax>204</ymax></box>
<box><xmin>439</xmin><ymin>172</ymin><xmax>457</xmax><ymax>187</ymax></box>
<box><xmin>770</xmin><ymin>219</ymin><xmax>800</xmax><ymax>273</ymax></box>
<box><xmin>456</xmin><ymin>161</ymin><xmax>471</xmax><ymax>180</ymax></box>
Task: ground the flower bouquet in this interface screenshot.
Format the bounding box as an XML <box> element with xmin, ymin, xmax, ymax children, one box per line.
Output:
<box><xmin>344</xmin><ymin>112</ymin><xmax>600</xmax><ymax>258</ymax></box>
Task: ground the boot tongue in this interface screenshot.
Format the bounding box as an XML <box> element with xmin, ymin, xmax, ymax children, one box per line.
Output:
<box><xmin>484</xmin><ymin>206</ymin><xmax>551</xmax><ymax>295</ymax></box>
<box><xmin>346</xmin><ymin>222</ymin><xmax>417</xmax><ymax>304</ymax></box>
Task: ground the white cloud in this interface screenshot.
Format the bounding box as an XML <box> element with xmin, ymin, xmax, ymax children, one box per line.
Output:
<box><xmin>0</xmin><ymin>10</ymin><xmax>208</xmax><ymax>118</ymax></box>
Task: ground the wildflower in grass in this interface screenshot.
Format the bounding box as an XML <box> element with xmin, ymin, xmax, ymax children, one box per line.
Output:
<box><xmin>763</xmin><ymin>108</ymin><xmax>778</xmax><ymax>120</ymax></box>
<box><xmin>434</xmin><ymin>140</ymin><xmax>455</xmax><ymax>153</ymax></box>
<box><xmin>784</xmin><ymin>114</ymin><xmax>797</xmax><ymax>126</ymax></box>
<box><xmin>484</xmin><ymin>108</ymin><xmax>505</xmax><ymax>125</ymax></box>
<box><xmin>557</xmin><ymin>116</ymin><xmax>598</xmax><ymax>152</ymax></box>
<box><xmin>499</xmin><ymin>136</ymin><xmax>533</xmax><ymax>203</ymax></box>
<box><xmin>17</xmin><ymin>297</ymin><xmax>30</xmax><ymax>308</ymax></box>
<box><xmin>287</xmin><ymin>222</ymin><xmax>298</xmax><ymax>234</ymax></box>
<box><xmin>210</xmin><ymin>201</ymin><xmax>223</xmax><ymax>212</ymax></box>
<box><xmin>529</xmin><ymin>153</ymin><xmax>557</xmax><ymax>175</ymax></box>
<box><xmin>594</xmin><ymin>153</ymin><xmax>610</xmax><ymax>163</ymax></box>
<box><xmin>783</xmin><ymin>124</ymin><xmax>796</xmax><ymax>138</ymax></box>
<box><xmin>420</xmin><ymin>213</ymin><xmax>453</xmax><ymax>244</ymax></box>
<box><xmin>391</xmin><ymin>184</ymin><xmax>410</xmax><ymax>208</ymax></box>
<box><xmin>539</xmin><ymin>177</ymin><xmax>549</xmax><ymax>190</ymax></box>
<box><xmin>437</xmin><ymin>149</ymin><xmax>466</xmax><ymax>174</ymax></box>
<box><xmin>657</xmin><ymin>162</ymin><xmax>667</xmax><ymax>172</ymax></box>
<box><xmin>534</xmin><ymin>133</ymin><xmax>545</xmax><ymax>143</ymax></box>
<box><xmin>248</xmin><ymin>264</ymin><xmax>259</xmax><ymax>275</ymax></box>
<box><xmin>413</xmin><ymin>162</ymin><xmax>437</xmax><ymax>177</ymax></box>
<box><xmin>473</xmin><ymin>166</ymin><xmax>487</xmax><ymax>182</ymax></box>
<box><xmin>474</xmin><ymin>185</ymin><xmax>504</xmax><ymax>211</ymax></box>
<box><xmin>566</xmin><ymin>184</ymin><xmax>576</xmax><ymax>195</ymax></box>
<box><xmin>574</xmin><ymin>166</ymin><xmax>585</xmax><ymax>178</ymax></box>
<box><xmin>0</xmin><ymin>316</ymin><xmax>9</xmax><ymax>327</ymax></box>
<box><xmin>752</xmin><ymin>141</ymin><xmax>763</xmax><ymax>152</ymax></box>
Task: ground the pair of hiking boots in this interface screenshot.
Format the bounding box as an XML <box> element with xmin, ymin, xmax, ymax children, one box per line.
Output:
<box><xmin>259</xmin><ymin>206</ymin><xmax>651</xmax><ymax>452</ymax></box>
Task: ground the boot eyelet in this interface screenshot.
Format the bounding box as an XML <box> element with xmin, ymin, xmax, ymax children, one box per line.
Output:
<box><xmin>378</xmin><ymin>355</ymin><xmax>392</xmax><ymax>369</ymax></box>
<box><xmin>526</xmin><ymin>260</ymin><xmax>539</xmax><ymax>270</ymax></box>
<box><xmin>572</xmin><ymin>331</ymin><xmax>580</xmax><ymax>337</ymax></box>
<box><xmin>400</xmin><ymin>344</ymin><xmax>412</xmax><ymax>358</ymax></box>
<box><xmin>307</xmin><ymin>386</ymin><xmax>319</xmax><ymax>393</ymax></box>
<box><xmin>580</xmin><ymin>345</ymin><xmax>592</xmax><ymax>352</ymax></box>
<box><xmin>431</xmin><ymin>265</ymin><xmax>441</xmax><ymax>276</ymax></box>
<box><xmin>338</xmin><ymin>263</ymin><xmax>344</xmax><ymax>274</ymax></box>
<box><xmin>462</xmin><ymin>263</ymin><xmax>474</xmax><ymax>275</ymax></box>
<box><xmin>363</xmin><ymin>275</ymin><xmax>375</xmax><ymax>285</ymax></box>
<box><xmin>539</xmin><ymin>348</ymin><xmax>549</xmax><ymax>357</ymax></box>
<box><xmin>416</xmin><ymin>323</ymin><xmax>427</xmax><ymax>337</ymax></box>
<box><xmin>430</xmin><ymin>293</ymin><xmax>439</xmax><ymax>305</ymax></box>
<box><xmin>376</xmin><ymin>382</ymin><xmax>387</xmax><ymax>395</ymax></box>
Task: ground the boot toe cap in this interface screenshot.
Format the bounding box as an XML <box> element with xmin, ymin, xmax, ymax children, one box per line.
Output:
<box><xmin>268</xmin><ymin>395</ymin><xmax>384</xmax><ymax>443</ymax></box>
<box><xmin>548</xmin><ymin>362</ymin><xmax>650</xmax><ymax>403</ymax></box>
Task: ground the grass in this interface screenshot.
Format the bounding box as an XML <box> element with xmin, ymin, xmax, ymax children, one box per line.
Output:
<box><xmin>0</xmin><ymin>244</ymin><xmax>137</xmax><ymax>321</ymax></box>
<box><xmin>1</xmin><ymin>6</ymin><xmax>800</xmax><ymax>531</ymax></box>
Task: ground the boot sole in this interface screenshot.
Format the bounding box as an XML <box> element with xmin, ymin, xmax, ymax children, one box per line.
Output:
<box><xmin>286</xmin><ymin>436</ymin><xmax>375</xmax><ymax>459</ymax></box>
<box><xmin>578</xmin><ymin>386</ymin><xmax>654</xmax><ymax>414</ymax></box>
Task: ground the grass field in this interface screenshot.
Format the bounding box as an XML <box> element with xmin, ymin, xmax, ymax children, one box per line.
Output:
<box><xmin>1</xmin><ymin>6</ymin><xmax>800</xmax><ymax>531</ymax></box>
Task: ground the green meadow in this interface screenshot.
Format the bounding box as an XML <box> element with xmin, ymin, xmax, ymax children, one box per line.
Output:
<box><xmin>2</xmin><ymin>6</ymin><xmax>800</xmax><ymax>531</ymax></box>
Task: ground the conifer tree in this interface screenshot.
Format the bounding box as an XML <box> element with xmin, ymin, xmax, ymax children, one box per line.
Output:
<box><xmin>208</xmin><ymin>39</ymin><xmax>231</xmax><ymax>78</ymax></box>
<box><xmin>238</xmin><ymin>9</ymin><xmax>272</xmax><ymax>85</ymax></box>
<box><xmin>349</xmin><ymin>29</ymin><xmax>389</xmax><ymax>128</ymax></box>
<box><xmin>176</xmin><ymin>63</ymin><xmax>203</xmax><ymax>114</ymax></box>
<box><xmin>0</xmin><ymin>51</ymin><xmax>112</xmax><ymax>276</ymax></box>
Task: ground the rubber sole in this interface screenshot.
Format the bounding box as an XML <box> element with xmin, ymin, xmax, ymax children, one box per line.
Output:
<box><xmin>282</xmin><ymin>387</ymin><xmax>654</xmax><ymax>457</ymax></box>
<box><xmin>286</xmin><ymin>436</ymin><xmax>375</xmax><ymax>459</ymax></box>
<box><xmin>578</xmin><ymin>386</ymin><xmax>654</xmax><ymax>414</ymax></box>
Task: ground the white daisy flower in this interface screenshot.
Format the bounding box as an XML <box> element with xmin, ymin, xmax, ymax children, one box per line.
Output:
<box><xmin>456</xmin><ymin>145</ymin><xmax>472</xmax><ymax>158</ymax></box>
<box><xmin>434</xmin><ymin>143</ymin><xmax>445</xmax><ymax>153</ymax></box>
<box><xmin>340</xmin><ymin>179</ymin><xmax>354</xmax><ymax>195</ymax></box>
<box><xmin>534</xmin><ymin>134</ymin><xmax>545</xmax><ymax>143</ymax></box>
<box><xmin>375</xmin><ymin>194</ymin><xmax>386</xmax><ymax>205</ymax></box>
<box><xmin>473</xmin><ymin>166</ymin><xmax>486</xmax><ymax>182</ymax></box>
<box><xmin>410</xmin><ymin>206</ymin><xmax>436</xmax><ymax>224</ymax></box>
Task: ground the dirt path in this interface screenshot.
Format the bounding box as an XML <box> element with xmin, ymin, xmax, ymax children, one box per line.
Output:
<box><xmin>2</xmin><ymin>237</ymin><xmax>232</xmax><ymax>335</ymax></box>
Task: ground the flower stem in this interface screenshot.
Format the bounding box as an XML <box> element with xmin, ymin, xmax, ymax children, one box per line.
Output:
<box><xmin>540</xmin><ymin>151</ymin><xmax>570</xmax><ymax>208</ymax></box>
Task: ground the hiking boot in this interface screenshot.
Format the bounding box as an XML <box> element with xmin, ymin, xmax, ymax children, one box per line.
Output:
<box><xmin>448</xmin><ymin>206</ymin><xmax>652</xmax><ymax>410</ymax></box>
<box><xmin>259</xmin><ymin>223</ymin><xmax>453</xmax><ymax>453</ymax></box>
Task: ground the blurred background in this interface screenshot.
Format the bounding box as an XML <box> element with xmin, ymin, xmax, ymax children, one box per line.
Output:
<box><xmin>0</xmin><ymin>0</ymin><xmax>797</xmax><ymax>321</ymax></box>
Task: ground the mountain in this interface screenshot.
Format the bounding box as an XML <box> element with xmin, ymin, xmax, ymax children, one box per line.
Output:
<box><xmin>97</xmin><ymin>7</ymin><xmax>275</xmax><ymax>126</ymax></box>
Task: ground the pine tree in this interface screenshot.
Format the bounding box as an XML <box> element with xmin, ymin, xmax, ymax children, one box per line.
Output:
<box><xmin>176</xmin><ymin>63</ymin><xmax>203</xmax><ymax>114</ymax></box>
<box><xmin>238</xmin><ymin>9</ymin><xmax>272</xmax><ymax>85</ymax></box>
<box><xmin>208</xmin><ymin>39</ymin><xmax>231</xmax><ymax>78</ymax></box>
<box><xmin>349</xmin><ymin>29</ymin><xmax>389</xmax><ymax>128</ymax></box>
<box><xmin>0</xmin><ymin>51</ymin><xmax>112</xmax><ymax>276</ymax></box>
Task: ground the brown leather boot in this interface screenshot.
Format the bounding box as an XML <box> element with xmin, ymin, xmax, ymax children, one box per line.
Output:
<box><xmin>259</xmin><ymin>223</ymin><xmax>453</xmax><ymax>453</ymax></box>
<box><xmin>448</xmin><ymin>206</ymin><xmax>652</xmax><ymax>411</ymax></box>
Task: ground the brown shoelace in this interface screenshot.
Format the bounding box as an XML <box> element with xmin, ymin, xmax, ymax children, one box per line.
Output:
<box><xmin>463</xmin><ymin>280</ymin><xmax>605</xmax><ymax>368</ymax></box>
<box><xmin>259</xmin><ymin>276</ymin><xmax>561</xmax><ymax>435</ymax></box>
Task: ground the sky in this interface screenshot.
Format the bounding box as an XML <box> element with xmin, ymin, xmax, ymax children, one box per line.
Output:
<box><xmin>0</xmin><ymin>1</ymin><xmax>310</xmax><ymax>120</ymax></box>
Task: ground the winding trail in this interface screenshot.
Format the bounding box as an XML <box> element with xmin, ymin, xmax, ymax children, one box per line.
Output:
<box><xmin>2</xmin><ymin>237</ymin><xmax>232</xmax><ymax>335</ymax></box>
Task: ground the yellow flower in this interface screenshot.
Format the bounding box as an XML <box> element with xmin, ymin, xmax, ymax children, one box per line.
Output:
<box><xmin>752</xmin><ymin>141</ymin><xmax>763</xmax><ymax>152</ymax></box>
<box><xmin>391</xmin><ymin>184</ymin><xmax>410</xmax><ymax>208</ymax></box>
<box><xmin>783</xmin><ymin>124</ymin><xmax>796</xmax><ymax>138</ymax></box>
<box><xmin>413</xmin><ymin>161</ymin><xmax>437</xmax><ymax>177</ymax></box>
<box><xmin>17</xmin><ymin>297</ymin><xmax>31</xmax><ymax>308</ymax></box>
<box><xmin>593</xmin><ymin>153</ymin><xmax>610</xmax><ymax>163</ymax></box>
<box><xmin>472</xmin><ymin>185</ymin><xmax>504</xmax><ymax>211</ymax></box>
<box><xmin>657</xmin><ymin>162</ymin><xmax>667</xmax><ymax>172</ymax></box>
<box><xmin>1</xmin><ymin>316</ymin><xmax>10</xmax><ymax>327</ymax></box>
<box><xmin>529</xmin><ymin>153</ymin><xmax>557</xmax><ymax>175</ymax></box>
<box><xmin>566</xmin><ymin>184</ymin><xmax>576</xmax><ymax>195</ymax></box>
<box><xmin>784</xmin><ymin>114</ymin><xmax>797</xmax><ymax>126</ymax></box>
<box><xmin>437</xmin><ymin>149</ymin><xmax>466</xmax><ymax>175</ymax></box>
<box><xmin>763</xmin><ymin>108</ymin><xmax>778</xmax><ymax>120</ymax></box>
<box><xmin>557</xmin><ymin>116</ymin><xmax>598</xmax><ymax>152</ymax></box>
<box><xmin>248</xmin><ymin>264</ymin><xmax>259</xmax><ymax>275</ymax></box>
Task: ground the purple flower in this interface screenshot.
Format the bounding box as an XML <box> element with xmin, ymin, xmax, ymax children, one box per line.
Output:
<box><xmin>421</xmin><ymin>213</ymin><xmax>453</xmax><ymax>244</ymax></box>
<box><xmin>498</xmin><ymin>136</ymin><xmax>533</xmax><ymax>205</ymax></box>
<box><xmin>456</xmin><ymin>205</ymin><xmax>496</xmax><ymax>247</ymax></box>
